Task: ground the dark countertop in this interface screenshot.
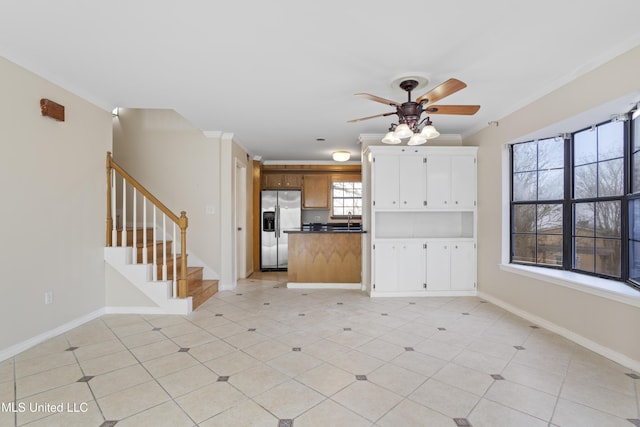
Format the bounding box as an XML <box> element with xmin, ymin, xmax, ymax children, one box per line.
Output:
<box><xmin>284</xmin><ymin>222</ymin><xmax>366</xmax><ymax>234</ymax></box>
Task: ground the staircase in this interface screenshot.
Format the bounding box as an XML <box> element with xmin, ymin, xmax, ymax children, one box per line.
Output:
<box><xmin>105</xmin><ymin>152</ymin><xmax>218</xmax><ymax>314</ymax></box>
<box><xmin>120</xmin><ymin>227</ymin><xmax>219</xmax><ymax>310</ymax></box>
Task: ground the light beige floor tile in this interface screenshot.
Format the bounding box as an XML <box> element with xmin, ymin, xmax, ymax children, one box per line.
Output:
<box><xmin>390</xmin><ymin>350</ymin><xmax>447</xmax><ymax>377</ymax></box>
<box><xmin>16</xmin><ymin>363</ymin><xmax>83</xmax><ymax>399</ymax></box>
<box><xmin>119</xmin><ymin>330</ymin><xmax>167</xmax><ymax>349</ymax></box>
<box><xmin>19</xmin><ymin>400</ymin><xmax>104</xmax><ymax>427</ymax></box>
<box><xmin>501</xmin><ymin>361</ymin><xmax>564</xmax><ymax>395</ymax></box>
<box><xmin>142</xmin><ymin>352</ymin><xmax>199</xmax><ymax>378</ymax></box>
<box><xmin>253</xmin><ymin>379</ymin><xmax>325</xmax><ymax>419</ymax></box>
<box><xmin>377</xmin><ymin>398</ymin><xmax>455</xmax><ymax>427</ymax></box>
<box><xmin>16</xmin><ymin>382</ymin><xmax>94</xmax><ymax>425</ymax></box>
<box><xmin>296</xmin><ymin>363</ymin><xmax>356</xmax><ymax>396</ymax></box>
<box><xmin>378</xmin><ymin>329</ymin><xmax>430</xmax><ymax>346</ymax></box>
<box><xmin>72</xmin><ymin>339</ymin><xmax>126</xmax><ymax>361</ymax></box>
<box><xmin>0</xmin><ymin>359</ymin><xmax>14</xmax><ymax>383</ymax></box>
<box><xmin>89</xmin><ymin>364</ymin><xmax>152</xmax><ymax>398</ymax></box>
<box><xmin>171</xmin><ymin>330</ymin><xmax>218</xmax><ymax>348</ymax></box>
<box><xmin>175</xmin><ymin>381</ymin><xmax>247</xmax><ymax>423</ymax></box>
<box><xmin>453</xmin><ymin>348</ymin><xmax>510</xmax><ymax>375</ymax></box>
<box><xmin>413</xmin><ymin>337</ymin><xmax>465</xmax><ymax>361</ymax></box>
<box><xmin>78</xmin><ymin>350</ymin><xmax>138</xmax><ymax>376</ymax></box>
<box><xmin>328</xmin><ymin>350</ymin><xmax>385</xmax><ymax>375</ymax></box>
<box><xmin>110</xmin><ymin>322</ymin><xmax>154</xmax><ymax>338</ymax></box>
<box><xmin>431</xmin><ymin>362</ymin><xmax>494</xmax><ymax>396</ymax></box>
<box><xmin>368</xmin><ymin>363</ymin><xmax>427</xmax><ymax>397</ymax></box>
<box><xmin>198</xmin><ymin>399</ymin><xmax>278</xmax><ymax>427</ymax></box>
<box><xmin>146</xmin><ymin>315</ymin><xmax>190</xmax><ymax>328</ymax></box>
<box><xmin>560</xmin><ymin>376</ymin><xmax>638</xmax><ymax>419</ymax></box>
<box><xmin>276</xmin><ymin>331</ymin><xmax>323</xmax><ymax>347</ymax></box>
<box><xmin>129</xmin><ymin>338</ymin><xmax>180</xmax><ymax>362</ymax></box>
<box><xmin>116</xmin><ymin>400</ymin><xmax>195</xmax><ymax>427</ymax></box>
<box><xmin>241</xmin><ymin>339</ymin><xmax>291</xmax><ymax>361</ymax></box>
<box><xmin>552</xmin><ymin>398</ymin><xmax>634</xmax><ymax>427</ymax></box>
<box><xmin>222</xmin><ymin>331</ymin><xmax>268</xmax><ymax>349</ymax></box>
<box><xmin>409</xmin><ymin>378</ymin><xmax>479</xmax><ymax>418</ymax></box>
<box><xmin>295</xmin><ymin>398</ymin><xmax>371</xmax><ymax>427</ymax></box>
<box><xmin>301</xmin><ymin>339</ymin><xmax>351</xmax><ymax>362</ymax></box>
<box><xmin>97</xmin><ymin>380</ymin><xmax>170</xmax><ymax>420</ymax></box>
<box><xmin>207</xmin><ymin>322</ymin><xmax>250</xmax><ymax>339</ymax></box>
<box><xmin>325</xmin><ymin>330</ymin><xmax>375</xmax><ymax>348</ymax></box>
<box><xmin>188</xmin><ymin>340</ymin><xmax>236</xmax><ymax>363</ymax></box>
<box><xmin>14</xmin><ymin>350</ymin><xmax>77</xmax><ymax>379</ymax></box>
<box><xmin>155</xmin><ymin>364</ymin><xmax>219</xmax><ymax>398</ymax></box>
<box><xmin>266</xmin><ymin>351</ymin><xmax>323</xmax><ymax>377</ymax></box>
<box><xmin>467</xmin><ymin>338</ymin><xmax>519</xmax><ymax>360</ymax></box>
<box><xmin>484</xmin><ymin>379</ymin><xmax>557</xmax><ymax>421</ymax></box>
<box><xmin>355</xmin><ymin>339</ymin><xmax>405</xmax><ymax>361</ymax></box>
<box><xmin>204</xmin><ymin>351</ymin><xmax>260</xmax><ymax>376</ymax></box>
<box><xmin>13</xmin><ymin>336</ymin><xmax>70</xmax><ymax>362</ymax></box>
<box><xmin>331</xmin><ymin>380</ymin><xmax>403</xmax><ymax>423</ymax></box>
<box><xmin>227</xmin><ymin>363</ymin><xmax>289</xmax><ymax>397</ymax></box>
<box><xmin>159</xmin><ymin>322</ymin><xmax>204</xmax><ymax>338</ymax></box>
<box><xmin>469</xmin><ymin>398</ymin><xmax>548</xmax><ymax>427</ymax></box>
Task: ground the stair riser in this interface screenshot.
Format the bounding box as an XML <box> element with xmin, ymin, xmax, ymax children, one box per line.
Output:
<box><xmin>116</xmin><ymin>228</ymin><xmax>156</xmax><ymax>246</ymax></box>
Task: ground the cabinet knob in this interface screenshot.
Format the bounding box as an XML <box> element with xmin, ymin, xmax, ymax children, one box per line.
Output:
<box><xmin>403</xmin><ymin>201</ymin><xmax>407</xmax><ymax>204</ymax></box>
<box><xmin>455</xmin><ymin>201</ymin><xmax>458</xmax><ymax>204</ymax></box>
<box><xmin>392</xmin><ymin>201</ymin><xmax>396</xmax><ymax>204</ymax></box>
<box><xmin>444</xmin><ymin>200</ymin><xmax>447</xmax><ymax>204</ymax></box>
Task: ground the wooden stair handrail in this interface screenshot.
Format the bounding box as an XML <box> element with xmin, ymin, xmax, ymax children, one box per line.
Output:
<box><xmin>106</xmin><ymin>151</ymin><xmax>189</xmax><ymax>299</ymax></box>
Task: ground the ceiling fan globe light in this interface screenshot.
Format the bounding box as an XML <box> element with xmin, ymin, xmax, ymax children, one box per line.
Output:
<box><xmin>421</xmin><ymin>124</ymin><xmax>440</xmax><ymax>139</ymax></box>
<box><xmin>382</xmin><ymin>131</ymin><xmax>401</xmax><ymax>144</ymax></box>
<box><xmin>407</xmin><ymin>133</ymin><xmax>427</xmax><ymax>146</ymax></box>
<box><xmin>393</xmin><ymin>123</ymin><xmax>413</xmax><ymax>139</ymax></box>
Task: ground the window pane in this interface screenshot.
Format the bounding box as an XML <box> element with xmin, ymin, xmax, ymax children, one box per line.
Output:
<box><xmin>574</xmin><ymin>237</ymin><xmax>594</xmax><ymax>272</ymax></box>
<box><xmin>513</xmin><ymin>235</ymin><xmax>536</xmax><ymax>263</ymax></box>
<box><xmin>597</xmin><ymin>158</ymin><xmax>623</xmax><ymax>197</ymax></box>
<box><xmin>537</xmin><ymin>235</ymin><xmax>562</xmax><ymax>266</ymax></box>
<box><xmin>513</xmin><ymin>142</ymin><xmax>536</xmax><ymax>172</ymax></box>
<box><xmin>513</xmin><ymin>172</ymin><xmax>537</xmax><ymax>201</ymax></box>
<box><xmin>597</xmin><ymin>121</ymin><xmax>624</xmax><ymax>161</ymax></box>
<box><xmin>537</xmin><ymin>204</ymin><xmax>562</xmax><ymax>233</ymax></box>
<box><xmin>595</xmin><ymin>238</ymin><xmax>620</xmax><ymax>277</ymax></box>
<box><xmin>574</xmin><ymin>163</ymin><xmax>597</xmax><ymax>199</ymax></box>
<box><xmin>574</xmin><ymin>128</ymin><xmax>597</xmax><ymax>166</ymax></box>
<box><xmin>630</xmin><ymin>240</ymin><xmax>640</xmax><ymax>283</ymax></box>
<box><xmin>595</xmin><ymin>201</ymin><xmax>620</xmax><ymax>237</ymax></box>
<box><xmin>630</xmin><ymin>199</ymin><xmax>640</xmax><ymax>282</ymax></box>
<box><xmin>538</xmin><ymin>169</ymin><xmax>563</xmax><ymax>200</ymax></box>
<box><xmin>631</xmin><ymin>199</ymin><xmax>640</xmax><ymax>240</ymax></box>
<box><xmin>574</xmin><ymin>203</ymin><xmax>594</xmax><ymax>237</ymax></box>
<box><xmin>634</xmin><ymin>115</ymin><xmax>640</xmax><ymax>152</ymax></box>
<box><xmin>513</xmin><ymin>205</ymin><xmax>535</xmax><ymax>233</ymax></box>
<box><xmin>538</xmin><ymin>137</ymin><xmax>564</xmax><ymax>169</ymax></box>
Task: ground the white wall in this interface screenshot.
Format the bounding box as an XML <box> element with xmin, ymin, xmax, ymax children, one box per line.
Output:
<box><xmin>112</xmin><ymin>109</ymin><xmax>253</xmax><ymax>289</ymax></box>
<box><xmin>0</xmin><ymin>57</ymin><xmax>111</xmax><ymax>352</ymax></box>
<box><xmin>465</xmin><ymin>46</ymin><xmax>640</xmax><ymax>367</ymax></box>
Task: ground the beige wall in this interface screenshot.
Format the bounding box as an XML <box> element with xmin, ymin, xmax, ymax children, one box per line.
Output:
<box><xmin>0</xmin><ymin>57</ymin><xmax>111</xmax><ymax>351</ymax></box>
<box><xmin>465</xmin><ymin>46</ymin><xmax>640</xmax><ymax>366</ymax></box>
<box><xmin>112</xmin><ymin>109</ymin><xmax>253</xmax><ymax>288</ymax></box>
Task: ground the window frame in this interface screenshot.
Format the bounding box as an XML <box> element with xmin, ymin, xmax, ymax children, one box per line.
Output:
<box><xmin>509</xmin><ymin>112</ymin><xmax>639</xmax><ymax>291</ymax></box>
<box><xmin>330</xmin><ymin>180</ymin><xmax>363</xmax><ymax>219</ymax></box>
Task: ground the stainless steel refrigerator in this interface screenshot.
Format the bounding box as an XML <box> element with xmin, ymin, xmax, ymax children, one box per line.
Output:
<box><xmin>261</xmin><ymin>190</ymin><xmax>302</xmax><ymax>270</ymax></box>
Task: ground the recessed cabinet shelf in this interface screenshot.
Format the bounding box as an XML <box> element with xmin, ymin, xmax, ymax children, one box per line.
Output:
<box><xmin>362</xmin><ymin>145</ymin><xmax>478</xmax><ymax>297</ymax></box>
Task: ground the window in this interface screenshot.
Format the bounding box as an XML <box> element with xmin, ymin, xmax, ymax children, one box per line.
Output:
<box><xmin>510</xmin><ymin>111</ymin><xmax>639</xmax><ymax>290</ymax></box>
<box><xmin>332</xmin><ymin>181</ymin><xmax>362</xmax><ymax>217</ymax></box>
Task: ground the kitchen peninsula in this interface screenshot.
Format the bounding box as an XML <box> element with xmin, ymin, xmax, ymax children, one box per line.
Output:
<box><xmin>285</xmin><ymin>223</ymin><xmax>365</xmax><ymax>289</ymax></box>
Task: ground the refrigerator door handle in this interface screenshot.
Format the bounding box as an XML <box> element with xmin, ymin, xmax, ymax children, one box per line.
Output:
<box><xmin>275</xmin><ymin>205</ymin><xmax>280</xmax><ymax>238</ymax></box>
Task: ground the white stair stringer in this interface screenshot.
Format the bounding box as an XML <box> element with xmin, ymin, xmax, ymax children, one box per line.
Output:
<box><xmin>104</xmin><ymin>247</ymin><xmax>193</xmax><ymax>315</ymax></box>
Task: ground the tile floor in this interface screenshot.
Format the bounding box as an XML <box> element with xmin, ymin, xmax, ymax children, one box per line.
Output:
<box><xmin>1</xmin><ymin>271</ymin><xmax>639</xmax><ymax>426</ymax></box>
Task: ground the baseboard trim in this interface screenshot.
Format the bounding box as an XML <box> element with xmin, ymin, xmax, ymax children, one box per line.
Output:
<box><xmin>477</xmin><ymin>291</ymin><xmax>640</xmax><ymax>373</ymax></box>
<box><xmin>0</xmin><ymin>308</ymin><xmax>106</xmax><ymax>363</ymax></box>
<box><xmin>104</xmin><ymin>306</ymin><xmax>183</xmax><ymax>315</ymax></box>
<box><xmin>287</xmin><ymin>282</ymin><xmax>362</xmax><ymax>289</ymax></box>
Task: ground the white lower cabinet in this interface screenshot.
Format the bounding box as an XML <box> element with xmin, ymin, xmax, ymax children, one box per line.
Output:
<box><xmin>373</xmin><ymin>239</ymin><xmax>475</xmax><ymax>294</ymax></box>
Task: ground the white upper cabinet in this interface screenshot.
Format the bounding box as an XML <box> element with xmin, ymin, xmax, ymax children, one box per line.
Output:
<box><xmin>426</xmin><ymin>154</ymin><xmax>476</xmax><ymax>209</ymax></box>
<box><xmin>372</xmin><ymin>149</ymin><xmax>426</xmax><ymax>209</ymax></box>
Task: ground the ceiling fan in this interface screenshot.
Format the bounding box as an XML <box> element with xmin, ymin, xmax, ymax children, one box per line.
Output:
<box><xmin>349</xmin><ymin>78</ymin><xmax>480</xmax><ymax>145</ymax></box>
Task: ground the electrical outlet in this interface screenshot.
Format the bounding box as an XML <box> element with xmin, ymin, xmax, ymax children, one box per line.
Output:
<box><xmin>206</xmin><ymin>205</ymin><xmax>215</xmax><ymax>215</ymax></box>
<box><xmin>44</xmin><ymin>291</ymin><xmax>53</xmax><ymax>305</ymax></box>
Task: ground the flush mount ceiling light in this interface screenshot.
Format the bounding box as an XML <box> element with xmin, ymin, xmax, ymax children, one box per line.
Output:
<box><xmin>332</xmin><ymin>151</ymin><xmax>350</xmax><ymax>162</ymax></box>
<box><xmin>348</xmin><ymin>77</ymin><xmax>480</xmax><ymax>145</ymax></box>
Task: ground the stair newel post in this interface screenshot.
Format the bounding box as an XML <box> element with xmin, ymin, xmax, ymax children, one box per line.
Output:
<box><xmin>178</xmin><ymin>211</ymin><xmax>188</xmax><ymax>298</ymax></box>
<box><xmin>106</xmin><ymin>152</ymin><xmax>113</xmax><ymax>247</ymax></box>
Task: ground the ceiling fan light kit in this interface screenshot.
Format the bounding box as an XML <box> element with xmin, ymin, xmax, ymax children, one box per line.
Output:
<box><xmin>349</xmin><ymin>77</ymin><xmax>480</xmax><ymax>146</ymax></box>
<box><xmin>332</xmin><ymin>151</ymin><xmax>351</xmax><ymax>162</ymax></box>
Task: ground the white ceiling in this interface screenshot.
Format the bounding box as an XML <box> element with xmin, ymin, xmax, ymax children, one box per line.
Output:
<box><xmin>2</xmin><ymin>1</ymin><xmax>640</xmax><ymax>161</ymax></box>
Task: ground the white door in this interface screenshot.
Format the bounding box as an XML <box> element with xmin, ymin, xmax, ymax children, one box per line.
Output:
<box><xmin>235</xmin><ymin>161</ymin><xmax>247</xmax><ymax>279</ymax></box>
<box><xmin>373</xmin><ymin>241</ymin><xmax>397</xmax><ymax>292</ymax></box>
<box><xmin>426</xmin><ymin>241</ymin><xmax>451</xmax><ymax>291</ymax></box>
<box><xmin>451</xmin><ymin>241</ymin><xmax>475</xmax><ymax>290</ymax></box>
<box><xmin>426</xmin><ymin>155</ymin><xmax>451</xmax><ymax>208</ymax></box>
<box><xmin>451</xmin><ymin>156</ymin><xmax>476</xmax><ymax>209</ymax></box>
<box><xmin>396</xmin><ymin>241</ymin><xmax>425</xmax><ymax>291</ymax></box>
<box><xmin>399</xmin><ymin>156</ymin><xmax>427</xmax><ymax>209</ymax></box>
<box><xmin>373</xmin><ymin>155</ymin><xmax>399</xmax><ymax>209</ymax></box>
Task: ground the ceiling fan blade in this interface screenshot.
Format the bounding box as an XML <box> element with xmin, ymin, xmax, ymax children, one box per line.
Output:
<box><xmin>416</xmin><ymin>78</ymin><xmax>467</xmax><ymax>105</ymax></box>
<box><xmin>424</xmin><ymin>105</ymin><xmax>481</xmax><ymax>115</ymax></box>
<box><xmin>347</xmin><ymin>111</ymin><xmax>396</xmax><ymax>123</ymax></box>
<box><xmin>355</xmin><ymin>93</ymin><xmax>400</xmax><ymax>106</ymax></box>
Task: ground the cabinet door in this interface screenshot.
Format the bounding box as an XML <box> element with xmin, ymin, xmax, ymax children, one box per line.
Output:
<box><xmin>426</xmin><ymin>155</ymin><xmax>451</xmax><ymax>208</ymax></box>
<box><xmin>426</xmin><ymin>242</ymin><xmax>451</xmax><ymax>290</ymax></box>
<box><xmin>399</xmin><ymin>156</ymin><xmax>427</xmax><ymax>209</ymax></box>
<box><xmin>451</xmin><ymin>156</ymin><xmax>476</xmax><ymax>209</ymax></box>
<box><xmin>373</xmin><ymin>155</ymin><xmax>399</xmax><ymax>208</ymax></box>
<box><xmin>263</xmin><ymin>174</ymin><xmax>283</xmax><ymax>189</ymax></box>
<box><xmin>283</xmin><ymin>174</ymin><xmax>302</xmax><ymax>188</ymax></box>
<box><xmin>303</xmin><ymin>175</ymin><xmax>329</xmax><ymax>208</ymax></box>
<box><xmin>396</xmin><ymin>241</ymin><xmax>426</xmax><ymax>291</ymax></box>
<box><xmin>451</xmin><ymin>242</ymin><xmax>475</xmax><ymax>290</ymax></box>
<box><xmin>373</xmin><ymin>241</ymin><xmax>397</xmax><ymax>292</ymax></box>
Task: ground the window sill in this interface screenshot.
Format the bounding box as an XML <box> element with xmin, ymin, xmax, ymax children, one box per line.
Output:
<box><xmin>499</xmin><ymin>264</ymin><xmax>640</xmax><ymax>308</ymax></box>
